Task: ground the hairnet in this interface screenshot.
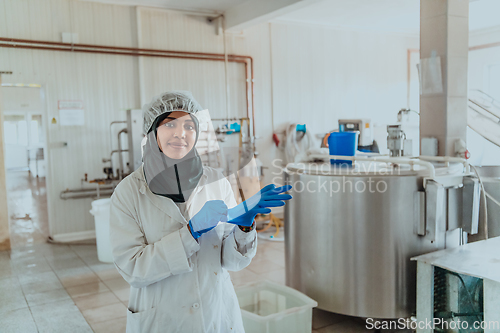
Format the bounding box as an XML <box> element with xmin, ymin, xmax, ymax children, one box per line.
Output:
<box><xmin>143</xmin><ymin>90</ymin><xmax>204</xmax><ymax>134</ymax></box>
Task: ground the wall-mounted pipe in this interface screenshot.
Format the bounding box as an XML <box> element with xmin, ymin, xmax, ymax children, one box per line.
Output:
<box><xmin>117</xmin><ymin>128</ymin><xmax>128</xmax><ymax>179</ymax></box>
<box><xmin>103</xmin><ymin>149</ymin><xmax>129</xmax><ymax>175</ymax></box>
<box><xmin>60</xmin><ymin>186</ymin><xmax>115</xmax><ymax>200</ymax></box>
<box><xmin>110</xmin><ymin>120</ymin><xmax>127</xmax><ymax>158</ymax></box>
<box><xmin>0</xmin><ymin>37</ymin><xmax>256</xmax><ymax>138</ymax></box>
<box><xmin>469</xmin><ymin>41</ymin><xmax>500</xmax><ymax>51</ymax></box>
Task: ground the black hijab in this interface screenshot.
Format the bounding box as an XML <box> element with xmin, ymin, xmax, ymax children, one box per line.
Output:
<box><xmin>143</xmin><ymin>112</ymin><xmax>203</xmax><ymax>203</ymax></box>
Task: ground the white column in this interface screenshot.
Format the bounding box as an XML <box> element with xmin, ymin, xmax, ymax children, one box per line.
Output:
<box><xmin>0</xmin><ymin>74</ymin><xmax>11</xmax><ymax>251</ymax></box>
<box><xmin>420</xmin><ymin>0</ymin><xmax>469</xmax><ymax>156</ymax></box>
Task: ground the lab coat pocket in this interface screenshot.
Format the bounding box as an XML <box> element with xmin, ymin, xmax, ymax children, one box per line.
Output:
<box><xmin>126</xmin><ymin>307</ymin><xmax>157</xmax><ymax>333</ymax></box>
<box><xmin>141</xmin><ymin>211</ymin><xmax>183</xmax><ymax>244</ymax></box>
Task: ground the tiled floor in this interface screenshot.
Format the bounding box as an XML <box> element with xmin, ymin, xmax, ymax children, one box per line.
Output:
<box><xmin>1</xmin><ymin>239</ymin><xmax>378</xmax><ymax>333</ymax></box>
<box><xmin>6</xmin><ymin>171</ymin><xmax>49</xmax><ymax>248</ymax></box>
<box><xmin>2</xmin><ymin>171</ymin><xmax>377</xmax><ymax>332</ymax></box>
<box><xmin>230</xmin><ymin>239</ymin><xmax>374</xmax><ymax>333</ymax></box>
<box><xmin>1</xmin><ymin>243</ymin><xmax>127</xmax><ymax>332</ymax></box>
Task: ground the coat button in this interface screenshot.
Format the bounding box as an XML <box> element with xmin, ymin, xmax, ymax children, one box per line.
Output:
<box><xmin>192</xmin><ymin>303</ymin><xmax>200</xmax><ymax>309</ymax></box>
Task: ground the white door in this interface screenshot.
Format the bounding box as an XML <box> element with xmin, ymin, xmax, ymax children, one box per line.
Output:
<box><xmin>3</xmin><ymin>113</ymin><xmax>29</xmax><ymax>170</ymax></box>
<box><xmin>27</xmin><ymin>113</ymin><xmax>45</xmax><ymax>177</ymax></box>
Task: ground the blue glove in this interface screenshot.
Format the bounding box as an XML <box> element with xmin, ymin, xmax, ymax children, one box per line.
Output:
<box><xmin>189</xmin><ymin>200</ymin><xmax>228</xmax><ymax>239</ymax></box>
<box><xmin>227</xmin><ymin>184</ymin><xmax>293</xmax><ymax>227</ymax></box>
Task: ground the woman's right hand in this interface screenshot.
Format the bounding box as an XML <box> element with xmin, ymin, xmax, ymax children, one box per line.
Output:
<box><xmin>189</xmin><ymin>200</ymin><xmax>228</xmax><ymax>239</ymax></box>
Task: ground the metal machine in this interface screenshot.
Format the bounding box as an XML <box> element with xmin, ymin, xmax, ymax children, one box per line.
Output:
<box><xmin>387</xmin><ymin>124</ymin><xmax>413</xmax><ymax>157</ymax></box>
<box><xmin>103</xmin><ymin>109</ymin><xmax>144</xmax><ymax>179</ymax></box>
<box><xmin>338</xmin><ymin>119</ymin><xmax>379</xmax><ymax>153</ymax></box>
<box><xmin>284</xmin><ymin>158</ymin><xmax>480</xmax><ymax>319</ymax></box>
<box><xmin>60</xmin><ymin>110</ymin><xmax>259</xmax><ymax>200</ymax></box>
<box><xmin>413</xmin><ymin>237</ymin><xmax>500</xmax><ymax>331</ymax></box>
<box><xmin>338</xmin><ymin>119</ymin><xmax>372</xmax><ymax>147</ymax></box>
<box><xmin>126</xmin><ymin>109</ymin><xmax>145</xmax><ymax>173</ymax></box>
<box><xmin>60</xmin><ymin>109</ymin><xmax>144</xmax><ymax>199</ymax></box>
<box><xmin>283</xmin><ymin>92</ymin><xmax>500</xmax><ymax>320</ymax></box>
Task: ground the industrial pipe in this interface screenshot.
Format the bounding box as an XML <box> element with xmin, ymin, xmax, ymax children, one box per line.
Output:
<box><xmin>103</xmin><ymin>149</ymin><xmax>129</xmax><ymax>175</ymax></box>
<box><xmin>0</xmin><ymin>37</ymin><xmax>256</xmax><ymax>138</ymax></box>
<box><xmin>110</xmin><ymin>121</ymin><xmax>127</xmax><ymax>160</ymax></box>
<box><xmin>60</xmin><ymin>186</ymin><xmax>115</xmax><ymax>200</ymax></box>
<box><xmin>117</xmin><ymin>128</ymin><xmax>128</xmax><ymax>179</ymax></box>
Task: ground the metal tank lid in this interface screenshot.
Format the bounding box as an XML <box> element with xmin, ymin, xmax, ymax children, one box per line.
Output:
<box><xmin>285</xmin><ymin>159</ymin><xmax>467</xmax><ymax>179</ymax></box>
<box><xmin>473</xmin><ymin>166</ymin><xmax>500</xmax><ymax>179</ymax></box>
<box><xmin>285</xmin><ymin>161</ymin><xmax>421</xmax><ymax>177</ymax></box>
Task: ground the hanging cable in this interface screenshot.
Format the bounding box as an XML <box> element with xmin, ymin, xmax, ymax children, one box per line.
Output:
<box><xmin>269</xmin><ymin>23</ymin><xmax>275</xmax><ymax>134</ymax></box>
<box><xmin>470</xmin><ymin>165</ymin><xmax>488</xmax><ymax>240</ymax></box>
<box><xmin>281</xmin><ymin>123</ymin><xmax>314</xmax><ymax>164</ymax></box>
<box><xmin>222</xmin><ymin>16</ymin><xmax>230</xmax><ymax>123</ymax></box>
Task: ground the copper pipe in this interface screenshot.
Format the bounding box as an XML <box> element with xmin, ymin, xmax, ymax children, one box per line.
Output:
<box><xmin>0</xmin><ymin>42</ymin><xmax>248</xmax><ymax>63</ymax></box>
<box><xmin>244</xmin><ymin>61</ymin><xmax>250</xmax><ymax>134</ymax></box>
<box><xmin>211</xmin><ymin>117</ymin><xmax>249</xmax><ymax>121</ymax></box>
<box><xmin>241</xmin><ymin>57</ymin><xmax>255</xmax><ymax>137</ymax></box>
<box><xmin>249</xmin><ymin>56</ymin><xmax>256</xmax><ymax>137</ymax></box>
<box><xmin>0</xmin><ymin>37</ymin><xmax>250</xmax><ymax>60</ymax></box>
<box><xmin>0</xmin><ymin>37</ymin><xmax>256</xmax><ymax>143</ymax></box>
<box><xmin>469</xmin><ymin>41</ymin><xmax>500</xmax><ymax>51</ymax></box>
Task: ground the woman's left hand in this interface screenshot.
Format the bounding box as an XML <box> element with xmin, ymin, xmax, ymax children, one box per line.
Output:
<box><xmin>226</xmin><ymin>184</ymin><xmax>293</xmax><ymax>227</ymax></box>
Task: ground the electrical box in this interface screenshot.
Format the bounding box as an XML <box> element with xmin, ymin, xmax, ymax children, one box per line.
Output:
<box><xmin>338</xmin><ymin>118</ymin><xmax>373</xmax><ymax>147</ymax></box>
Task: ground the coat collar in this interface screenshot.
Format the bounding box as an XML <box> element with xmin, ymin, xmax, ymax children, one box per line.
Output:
<box><xmin>132</xmin><ymin>164</ymin><xmax>208</xmax><ymax>224</ymax></box>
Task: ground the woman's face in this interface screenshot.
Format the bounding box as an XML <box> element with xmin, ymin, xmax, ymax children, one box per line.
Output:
<box><xmin>156</xmin><ymin>111</ymin><xmax>197</xmax><ymax>159</ymax></box>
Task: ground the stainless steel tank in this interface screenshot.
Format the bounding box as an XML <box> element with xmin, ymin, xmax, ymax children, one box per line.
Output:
<box><xmin>284</xmin><ymin>162</ymin><xmax>443</xmax><ymax>319</ymax></box>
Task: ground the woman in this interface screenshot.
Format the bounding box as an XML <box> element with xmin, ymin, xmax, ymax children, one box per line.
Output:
<box><xmin>110</xmin><ymin>91</ymin><xmax>292</xmax><ymax>333</ymax></box>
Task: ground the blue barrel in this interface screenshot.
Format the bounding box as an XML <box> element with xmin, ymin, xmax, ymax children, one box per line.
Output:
<box><xmin>328</xmin><ymin>132</ymin><xmax>358</xmax><ymax>165</ymax></box>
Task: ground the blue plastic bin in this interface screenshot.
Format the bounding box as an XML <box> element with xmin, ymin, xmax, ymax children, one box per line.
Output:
<box><xmin>328</xmin><ymin>132</ymin><xmax>358</xmax><ymax>165</ymax></box>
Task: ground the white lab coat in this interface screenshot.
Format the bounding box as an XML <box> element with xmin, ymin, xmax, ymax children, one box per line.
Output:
<box><xmin>110</xmin><ymin>165</ymin><xmax>257</xmax><ymax>333</ymax></box>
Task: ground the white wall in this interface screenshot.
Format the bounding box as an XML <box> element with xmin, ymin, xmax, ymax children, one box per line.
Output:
<box><xmin>265</xmin><ymin>22</ymin><xmax>419</xmax><ymax>178</ymax></box>
<box><xmin>0</xmin><ymin>0</ymin><xmax>420</xmax><ymax>237</ymax></box>
<box><xmin>0</xmin><ymin>0</ymin><xmax>140</xmax><ymax>236</ymax></box>
<box><xmin>138</xmin><ymin>7</ymin><xmax>249</xmax><ymax>120</ymax></box>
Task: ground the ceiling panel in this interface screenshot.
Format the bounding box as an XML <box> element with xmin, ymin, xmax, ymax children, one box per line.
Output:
<box><xmin>275</xmin><ymin>0</ymin><xmax>500</xmax><ymax>34</ymax></box>
<box><xmin>79</xmin><ymin>0</ymin><xmax>500</xmax><ymax>32</ymax></box>
<box><xmin>78</xmin><ymin>0</ymin><xmax>247</xmax><ymax>12</ymax></box>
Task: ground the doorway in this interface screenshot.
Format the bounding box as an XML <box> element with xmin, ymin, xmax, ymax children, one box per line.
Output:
<box><xmin>4</xmin><ymin>112</ymin><xmax>46</xmax><ymax>175</ymax></box>
<box><xmin>1</xmin><ymin>86</ymin><xmax>49</xmax><ymax>248</ymax></box>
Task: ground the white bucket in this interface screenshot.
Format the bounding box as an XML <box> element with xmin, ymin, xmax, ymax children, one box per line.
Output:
<box><xmin>90</xmin><ymin>198</ymin><xmax>113</xmax><ymax>263</ymax></box>
<box><xmin>236</xmin><ymin>280</ymin><xmax>318</xmax><ymax>333</ymax></box>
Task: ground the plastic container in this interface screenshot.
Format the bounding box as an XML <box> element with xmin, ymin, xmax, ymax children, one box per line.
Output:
<box><xmin>328</xmin><ymin>131</ymin><xmax>358</xmax><ymax>165</ymax></box>
<box><xmin>236</xmin><ymin>281</ymin><xmax>318</xmax><ymax>333</ymax></box>
<box><xmin>89</xmin><ymin>198</ymin><xmax>113</xmax><ymax>263</ymax></box>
